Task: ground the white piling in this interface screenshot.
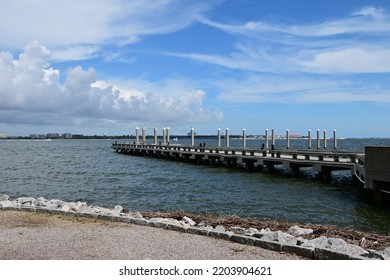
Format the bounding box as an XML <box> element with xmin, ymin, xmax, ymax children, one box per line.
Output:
<box><xmin>324</xmin><ymin>130</ymin><xmax>327</xmax><ymax>149</ymax></box>
<box><xmin>166</xmin><ymin>127</ymin><xmax>170</xmax><ymax>144</ymax></box>
<box><xmin>286</xmin><ymin>129</ymin><xmax>290</xmax><ymax>149</ymax></box>
<box><xmin>308</xmin><ymin>129</ymin><xmax>312</xmax><ymax>149</ymax></box>
<box><xmin>217</xmin><ymin>128</ymin><xmax>221</xmax><ymax>147</ymax></box>
<box><xmin>163</xmin><ymin>128</ymin><xmax>166</xmax><ymax>144</ymax></box>
<box><xmin>271</xmin><ymin>129</ymin><xmax>275</xmax><ymax>147</ymax></box>
<box><xmin>154</xmin><ymin>128</ymin><xmax>157</xmax><ymax>145</ymax></box>
<box><xmin>226</xmin><ymin>128</ymin><xmax>230</xmax><ymax>147</ymax></box>
<box><xmin>191</xmin><ymin>128</ymin><xmax>195</xmax><ymax>146</ymax></box>
<box><xmin>333</xmin><ymin>129</ymin><xmax>337</xmax><ymax>149</ymax></box>
<box><xmin>142</xmin><ymin>127</ymin><xmax>146</xmax><ymax>144</ymax></box>
<box><xmin>265</xmin><ymin>129</ymin><xmax>269</xmax><ymax>149</ymax></box>
<box><xmin>243</xmin><ymin>128</ymin><xmax>246</xmax><ymax>148</ymax></box>
<box><xmin>317</xmin><ymin>129</ymin><xmax>320</xmax><ymax>149</ymax></box>
<box><xmin>135</xmin><ymin>127</ymin><xmax>139</xmax><ymax>144</ymax></box>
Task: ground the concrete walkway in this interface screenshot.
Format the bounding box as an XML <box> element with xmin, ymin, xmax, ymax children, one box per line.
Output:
<box><xmin>0</xmin><ymin>210</ymin><xmax>306</xmax><ymax>260</ymax></box>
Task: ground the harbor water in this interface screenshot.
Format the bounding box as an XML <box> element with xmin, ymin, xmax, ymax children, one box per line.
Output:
<box><xmin>1</xmin><ymin>138</ymin><xmax>390</xmax><ymax>234</ymax></box>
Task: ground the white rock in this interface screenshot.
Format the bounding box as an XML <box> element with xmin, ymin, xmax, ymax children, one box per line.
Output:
<box><xmin>214</xmin><ymin>225</ymin><xmax>226</xmax><ymax>232</ymax></box>
<box><xmin>260</xmin><ymin>230</ymin><xmax>297</xmax><ymax>245</ymax></box>
<box><xmin>182</xmin><ymin>216</ymin><xmax>197</xmax><ymax>227</ymax></box>
<box><xmin>61</xmin><ymin>204</ymin><xmax>71</xmax><ymax>212</ymax></box>
<box><xmin>342</xmin><ymin>244</ymin><xmax>369</xmax><ymax>257</ymax></box>
<box><xmin>16</xmin><ymin>197</ymin><xmax>36</xmax><ymax>206</ymax></box>
<box><xmin>150</xmin><ymin>217</ymin><xmax>181</xmax><ymax>226</ymax></box>
<box><xmin>327</xmin><ymin>238</ymin><xmax>347</xmax><ymax>249</ymax></box>
<box><xmin>260</xmin><ymin>228</ymin><xmax>271</xmax><ymax>234</ymax></box>
<box><xmin>245</xmin><ymin>227</ymin><xmax>259</xmax><ymax>236</ymax></box>
<box><xmin>382</xmin><ymin>247</ymin><xmax>390</xmax><ymax>260</ymax></box>
<box><xmin>302</xmin><ymin>236</ymin><xmax>328</xmax><ymax>248</ymax></box>
<box><xmin>288</xmin><ymin>225</ymin><xmax>313</xmax><ymax>236</ymax></box>
<box><xmin>0</xmin><ymin>200</ymin><xmax>15</xmax><ymax>207</ymax></box>
<box><xmin>231</xmin><ymin>226</ymin><xmax>246</xmax><ymax>234</ymax></box>
<box><xmin>47</xmin><ymin>199</ymin><xmax>65</xmax><ymax>209</ymax></box>
<box><xmin>111</xmin><ymin>205</ymin><xmax>123</xmax><ymax>216</ymax></box>
<box><xmin>0</xmin><ymin>195</ymin><xmax>10</xmax><ymax>201</ymax></box>
<box><xmin>35</xmin><ymin>197</ymin><xmax>49</xmax><ymax>207</ymax></box>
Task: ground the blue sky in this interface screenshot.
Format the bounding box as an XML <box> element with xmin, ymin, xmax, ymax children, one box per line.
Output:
<box><xmin>1</xmin><ymin>0</ymin><xmax>390</xmax><ymax>137</ymax></box>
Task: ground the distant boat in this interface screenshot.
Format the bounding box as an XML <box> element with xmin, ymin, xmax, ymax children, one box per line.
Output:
<box><xmin>173</xmin><ymin>137</ymin><xmax>178</xmax><ymax>142</ymax></box>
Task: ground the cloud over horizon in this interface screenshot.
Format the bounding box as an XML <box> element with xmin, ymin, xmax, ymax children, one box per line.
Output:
<box><xmin>0</xmin><ymin>41</ymin><xmax>223</xmax><ymax>133</ymax></box>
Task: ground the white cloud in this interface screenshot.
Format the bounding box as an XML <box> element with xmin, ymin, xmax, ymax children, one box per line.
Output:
<box><xmin>297</xmin><ymin>47</ymin><xmax>390</xmax><ymax>73</ymax></box>
<box><xmin>0</xmin><ymin>0</ymin><xmax>214</xmax><ymax>60</ymax></box>
<box><xmin>0</xmin><ymin>42</ymin><xmax>223</xmax><ymax>129</ymax></box>
<box><xmin>202</xmin><ymin>6</ymin><xmax>390</xmax><ymax>38</ymax></box>
<box><xmin>216</xmin><ymin>75</ymin><xmax>390</xmax><ymax>104</ymax></box>
<box><xmin>188</xmin><ymin>6</ymin><xmax>390</xmax><ymax>74</ymax></box>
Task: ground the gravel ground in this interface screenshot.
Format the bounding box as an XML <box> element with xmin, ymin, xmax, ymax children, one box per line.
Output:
<box><xmin>0</xmin><ymin>210</ymin><xmax>307</xmax><ymax>260</ymax></box>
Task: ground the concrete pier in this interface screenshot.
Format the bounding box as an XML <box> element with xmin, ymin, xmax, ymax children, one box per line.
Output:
<box><xmin>113</xmin><ymin>142</ymin><xmax>362</xmax><ymax>182</ymax></box>
<box><xmin>364</xmin><ymin>146</ymin><xmax>390</xmax><ymax>194</ymax></box>
<box><xmin>118</xmin><ymin>127</ymin><xmax>390</xmax><ymax>200</ymax></box>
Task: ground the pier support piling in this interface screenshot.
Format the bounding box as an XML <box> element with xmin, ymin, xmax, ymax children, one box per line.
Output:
<box><xmin>191</xmin><ymin>128</ymin><xmax>195</xmax><ymax>146</ymax></box>
<box><xmin>154</xmin><ymin>128</ymin><xmax>157</xmax><ymax>145</ymax></box>
<box><xmin>226</xmin><ymin>128</ymin><xmax>230</xmax><ymax>147</ymax></box>
<box><xmin>142</xmin><ymin>127</ymin><xmax>146</xmax><ymax>144</ymax></box>
<box><xmin>317</xmin><ymin>129</ymin><xmax>320</xmax><ymax>149</ymax></box>
<box><xmin>271</xmin><ymin>129</ymin><xmax>275</xmax><ymax>147</ymax></box>
<box><xmin>135</xmin><ymin>127</ymin><xmax>139</xmax><ymax>144</ymax></box>
<box><xmin>324</xmin><ymin>130</ymin><xmax>327</xmax><ymax>149</ymax></box>
<box><xmin>243</xmin><ymin>128</ymin><xmax>247</xmax><ymax>148</ymax></box>
<box><xmin>218</xmin><ymin>128</ymin><xmax>221</xmax><ymax>147</ymax></box>
<box><xmin>286</xmin><ymin>129</ymin><xmax>290</xmax><ymax>149</ymax></box>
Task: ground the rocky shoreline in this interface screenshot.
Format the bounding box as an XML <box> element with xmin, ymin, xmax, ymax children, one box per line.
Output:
<box><xmin>1</xmin><ymin>195</ymin><xmax>389</xmax><ymax>260</ymax></box>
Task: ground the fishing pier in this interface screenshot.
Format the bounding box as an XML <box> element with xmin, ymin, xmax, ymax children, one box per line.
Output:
<box><xmin>112</xmin><ymin>127</ymin><xmax>390</xmax><ymax>200</ymax></box>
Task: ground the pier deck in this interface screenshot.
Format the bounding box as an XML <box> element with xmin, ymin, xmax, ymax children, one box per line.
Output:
<box><xmin>112</xmin><ymin>142</ymin><xmax>364</xmax><ymax>183</ymax></box>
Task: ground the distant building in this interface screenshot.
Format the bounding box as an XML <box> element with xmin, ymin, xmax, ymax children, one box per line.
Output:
<box><xmin>0</xmin><ymin>134</ymin><xmax>7</xmax><ymax>139</ymax></box>
<box><xmin>71</xmin><ymin>134</ymin><xmax>84</xmax><ymax>139</ymax></box>
<box><xmin>46</xmin><ymin>133</ymin><xmax>61</xmax><ymax>139</ymax></box>
<box><xmin>30</xmin><ymin>134</ymin><xmax>46</xmax><ymax>139</ymax></box>
<box><xmin>62</xmin><ymin>133</ymin><xmax>72</xmax><ymax>139</ymax></box>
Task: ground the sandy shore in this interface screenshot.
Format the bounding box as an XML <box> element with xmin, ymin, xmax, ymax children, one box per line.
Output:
<box><xmin>0</xmin><ymin>210</ymin><xmax>307</xmax><ymax>260</ymax></box>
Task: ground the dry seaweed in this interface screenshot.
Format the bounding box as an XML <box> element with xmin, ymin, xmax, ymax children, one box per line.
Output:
<box><xmin>142</xmin><ymin>211</ymin><xmax>390</xmax><ymax>251</ymax></box>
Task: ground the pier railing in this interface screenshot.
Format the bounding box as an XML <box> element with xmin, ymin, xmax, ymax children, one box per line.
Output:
<box><xmin>112</xmin><ymin>142</ymin><xmax>361</xmax><ymax>162</ymax></box>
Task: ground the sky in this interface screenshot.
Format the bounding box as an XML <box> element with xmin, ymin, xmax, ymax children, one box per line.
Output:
<box><xmin>1</xmin><ymin>0</ymin><xmax>390</xmax><ymax>138</ymax></box>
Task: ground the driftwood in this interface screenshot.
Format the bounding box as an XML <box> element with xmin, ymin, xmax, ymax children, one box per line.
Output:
<box><xmin>141</xmin><ymin>210</ymin><xmax>390</xmax><ymax>251</ymax></box>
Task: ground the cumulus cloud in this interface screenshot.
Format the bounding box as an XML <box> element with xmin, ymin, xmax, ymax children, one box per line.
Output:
<box><xmin>0</xmin><ymin>42</ymin><xmax>223</xmax><ymax>130</ymax></box>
